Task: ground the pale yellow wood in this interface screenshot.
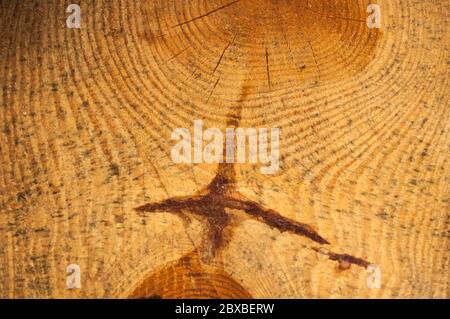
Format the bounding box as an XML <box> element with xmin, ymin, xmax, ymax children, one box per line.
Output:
<box><xmin>0</xmin><ymin>0</ymin><xmax>448</xmax><ymax>298</ymax></box>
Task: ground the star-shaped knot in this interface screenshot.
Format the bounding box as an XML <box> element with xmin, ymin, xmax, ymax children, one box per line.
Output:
<box><xmin>136</xmin><ymin>92</ymin><xmax>370</xmax><ymax>270</ymax></box>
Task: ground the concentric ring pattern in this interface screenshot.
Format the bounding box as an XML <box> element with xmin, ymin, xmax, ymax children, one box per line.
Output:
<box><xmin>0</xmin><ymin>0</ymin><xmax>448</xmax><ymax>298</ymax></box>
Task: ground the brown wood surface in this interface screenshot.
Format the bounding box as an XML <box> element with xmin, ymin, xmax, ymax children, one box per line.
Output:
<box><xmin>0</xmin><ymin>0</ymin><xmax>448</xmax><ymax>298</ymax></box>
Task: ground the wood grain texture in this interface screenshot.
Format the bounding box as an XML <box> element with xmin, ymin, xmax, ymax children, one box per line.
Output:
<box><xmin>0</xmin><ymin>0</ymin><xmax>448</xmax><ymax>298</ymax></box>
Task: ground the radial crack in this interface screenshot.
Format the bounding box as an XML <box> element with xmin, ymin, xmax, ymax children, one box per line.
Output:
<box><xmin>173</xmin><ymin>0</ymin><xmax>240</xmax><ymax>28</ymax></box>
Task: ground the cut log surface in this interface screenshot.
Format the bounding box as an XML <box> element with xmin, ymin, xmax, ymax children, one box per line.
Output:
<box><xmin>0</xmin><ymin>0</ymin><xmax>448</xmax><ymax>298</ymax></box>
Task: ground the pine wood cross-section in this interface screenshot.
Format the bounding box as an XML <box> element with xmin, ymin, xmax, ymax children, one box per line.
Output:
<box><xmin>0</xmin><ymin>0</ymin><xmax>448</xmax><ymax>298</ymax></box>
